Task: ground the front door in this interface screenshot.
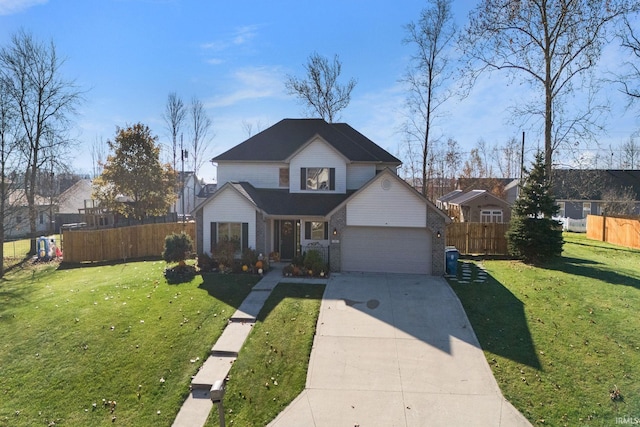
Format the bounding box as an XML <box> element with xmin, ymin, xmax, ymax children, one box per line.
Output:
<box><xmin>280</xmin><ymin>220</ymin><xmax>296</xmax><ymax>260</ymax></box>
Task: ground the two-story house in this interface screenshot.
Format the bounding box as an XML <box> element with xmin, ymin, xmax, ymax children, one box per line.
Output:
<box><xmin>194</xmin><ymin>119</ymin><xmax>449</xmax><ymax>275</ymax></box>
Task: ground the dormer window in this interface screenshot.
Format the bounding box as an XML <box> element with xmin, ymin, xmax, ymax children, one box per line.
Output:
<box><xmin>300</xmin><ymin>167</ymin><xmax>335</xmax><ymax>191</ymax></box>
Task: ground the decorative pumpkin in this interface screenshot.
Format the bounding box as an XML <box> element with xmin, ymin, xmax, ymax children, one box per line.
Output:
<box><xmin>242</xmin><ymin>265</ymin><xmax>248</xmax><ymax>272</ymax></box>
<box><xmin>256</xmin><ymin>260</ymin><xmax>263</xmax><ymax>269</ymax></box>
<box><xmin>258</xmin><ymin>268</ymin><xmax>263</xmax><ymax>275</ymax></box>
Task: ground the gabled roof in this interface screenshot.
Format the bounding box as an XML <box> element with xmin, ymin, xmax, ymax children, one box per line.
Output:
<box><xmin>193</xmin><ymin>181</ymin><xmax>353</xmax><ymax>217</ymax></box>
<box><xmin>552</xmin><ymin>169</ymin><xmax>640</xmax><ymax>200</ymax></box>
<box><xmin>437</xmin><ymin>189</ymin><xmax>463</xmax><ymax>203</ymax></box>
<box><xmin>448</xmin><ymin>189</ymin><xmax>488</xmax><ymax>205</ymax></box>
<box><xmin>212</xmin><ymin>118</ymin><xmax>401</xmax><ymax>164</ymax></box>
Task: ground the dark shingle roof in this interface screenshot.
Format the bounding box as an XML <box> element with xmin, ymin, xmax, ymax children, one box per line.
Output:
<box><xmin>212</xmin><ymin>118</ymin><xmax>401</xmax><ymax>164</ymax></box>
<box><xmin>552</xmin><ymin>169</ymin><xmax>640</xmax><ymax>200</ymax></box>
<box><xmin>232</xmin><ymin>182</ymin><xmax>353</xmax><ymax>216</ymax></box>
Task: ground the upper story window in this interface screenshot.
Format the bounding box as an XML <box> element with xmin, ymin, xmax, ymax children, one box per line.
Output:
<box><xmin>300</xmin><ymin>167</ymin><xmax>335</xmax><ymax>191</ymax></box>
<box><xmin>279</xmin><ymin>168</ymin><xmax>289</xmax><ymax>187</ymax></box>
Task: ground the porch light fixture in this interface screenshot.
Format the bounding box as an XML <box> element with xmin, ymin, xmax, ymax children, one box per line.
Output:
<box><xmin>436</xmin><ymin>231</ymin><xmax>441</xmax><ymax>238</ymax></box>
<box><xmin>333</xmin><ymin>228</ymin><xmax>338</xmax><ymax>236</ymax></box>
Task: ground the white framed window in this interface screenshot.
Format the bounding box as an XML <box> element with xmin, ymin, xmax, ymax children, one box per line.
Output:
<box><xmin>300</xmin><ymin>167</ymin><xmax>335</xmax><ymax>191</ymax></box>
<box><xmin>583</xmin><ymin>202</ymin><xmax>591</xmax><ymax>218</ymax></box>
<box><xmin>304</xmin><ymin>221</ymin><xmax>329</xmax><ymax>240</ymax></box>
<box><xmin>480</xmin><ymin>210</ymin><xmax>503</xmax><ymax>223</ymax></box>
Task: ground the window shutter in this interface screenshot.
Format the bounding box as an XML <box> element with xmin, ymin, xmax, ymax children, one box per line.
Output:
<box><xmin>242</xmin><ymin>223</ymin><xmax>249</xmax><ymax>251</ymax></box>
<box><xmin>329</xmin><ymin>168</ymin><xmax>335</xmax><ymax>190</ymax></box>
<box><xmin>210</xmin><ymin>222</ymin><xmax>217</xmax><ymax>253</ymax></box>
<box><xmin>300</xmin><ymin>168</ymin><xmax>306</xmax><ymax>190</ymax></box>
<box><xmin>324</xmin><ymin>222</ymin><xmax>329</xmax><ymax>240</ymax></box>
<box><xmin>305</xmin><ymin>222</ymin><xmax>311</xmax><ymax>239</ymax></box>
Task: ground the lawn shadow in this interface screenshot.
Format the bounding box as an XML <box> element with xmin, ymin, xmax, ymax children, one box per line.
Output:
<box><xmin>0</xmin><ymin>275</ymin><xmax>36</xmax><ymax>320</ymax></box>
<box><xmin>452</xmin><ymin>270</ymin><xmax>542</xmax><ymax>370</ymax></box>
<box><xmin>197</xmin><ymin>272</ymin><xmax>262</xmax><ymax>313</ymax></box>
<box><xmin>255</xmin><ymin>282</ymin><xmax>325</xmax><ymax>323</ymax></box>
<box><xmin>544</xmin><ymin>256</ymin><xmax>640</xmax><ymax>290</ymax></box>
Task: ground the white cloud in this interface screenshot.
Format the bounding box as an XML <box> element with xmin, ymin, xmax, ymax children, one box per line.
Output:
<box><xmin>201</xmin><ymin>24</ymin><xmax>261</xmax><ymax>52</ymax></box>
<box><xmin>206</xmin><ymin>65</ymin><xmax>286</xmax><ymax>108</ymax></box>
<box><xmin>0</xmin><ymin>0</ymin><xmax>47</xmax><ymax>15</ymax></box>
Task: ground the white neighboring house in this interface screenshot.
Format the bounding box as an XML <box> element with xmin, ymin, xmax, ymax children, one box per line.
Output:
<box><xmin>4</xmin><ymin>190</ymin><xmax>52</xmax><ymax>239</ymax></box>
<box><xmin>194</xmin><ymin>118</ymin><xmax>450</xmax><ymax>275</ymax></box>
<box><xmin>172</xmin><ymin>172</ymin><xmax>203</xmax><ymax>220</ymax></box>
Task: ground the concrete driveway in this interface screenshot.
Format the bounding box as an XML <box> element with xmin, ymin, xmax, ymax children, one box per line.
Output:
<box><xmin>268</xmin><ymin>273</ymin><xmax>531</xmax><ymax>427</ymax></box>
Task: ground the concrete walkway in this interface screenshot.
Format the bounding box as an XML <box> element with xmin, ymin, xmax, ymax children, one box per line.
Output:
<box><xmin>268</xmin><ymin>273</ymin><xmax>532</xmax><ymax>427</ymax></box>
<box><xmin>172</xmin><ymin>267</ymin><xmax>326</xmax><ymax>427</ymax></box>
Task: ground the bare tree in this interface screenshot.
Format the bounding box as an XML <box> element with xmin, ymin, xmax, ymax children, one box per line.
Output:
<box><xmin>444</xmin><ymin>137</ymin><xmax>462</xmax><ymax>187</ymax></box>
<box><xmin>90</xmin><ymin>136</ymin><xmax>106</xmax><ymax>179</ymax></box>
<box><xmin>163</xmin><ymin>92</ymin><xmax>186</xmax><ymax>171</ymax></box>
<box><xmin>402</xmin><ymin>0</ymin><xmax>456</xmax><ymax>197</ymax></box>
<box><xmin>0</xmin><ymin>75</ymin><xmax>22</xmax><ymax>277</ymax></box>
<box><xmin>0</xmin><ymin>29</ymin><xmax>81</xmax><ymax>253</ymax></box>
<box><xmin>461</xmin><ymin>148</ymin><xmax>485</xmax><ymax>179</ymax></box>
<box><xmin>494</xmin><ymin>136</ymin><xmax>521</xmax><ymax>178</ymax></box>
<box><xmin>459</xmin><ymin>0</ymin><xmax>638</xmax><ymax>176</ymax></box>
<box><xmin>285</xmin><ymin>52</ymin><xmax>357</xmax><ymax>122</ymax></box>
<box><xmin>602</xmin><ymin>186</ymin><xmax>638</xmax><ymax>216</ymax></box>
<box><xmin>621</xmin><ymin>136</ymin><xmax>640</xmax><ymax>168</ymax></box>
<box><xmin>617</xmin><ymin>16</ymin><xmax>640</xmax><ymax>102</ymax></box>
<box><xmin>188</xmin><ymin>96</ymin><xmax>213</xmax><ymax>211</ymax></box>
<box><xmin>241</xmin><ymin>119</ymin><xmax>264</xmax><ymax>137</ymax></box>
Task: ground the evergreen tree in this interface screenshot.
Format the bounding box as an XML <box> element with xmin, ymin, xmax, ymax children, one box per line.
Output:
<box><xmin>506</xmin><ymin>152</ymin><xmax>563</xmax><ymax>264</ymax></box>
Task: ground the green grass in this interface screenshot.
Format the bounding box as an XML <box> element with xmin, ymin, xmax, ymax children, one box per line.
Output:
<box><xmin>0</xmin><ymin>261</ymin><xmax>259</xmax><ymax>426</ymax></box>
<box><xmin>449</xmin><ymin>233</ymin><xmax>640</xmax><ymax>426</ymax></box>
<box><xmin>207</xmin><ymin>282</ymin><xmax>325</xmax><ymax>427</ymax></box>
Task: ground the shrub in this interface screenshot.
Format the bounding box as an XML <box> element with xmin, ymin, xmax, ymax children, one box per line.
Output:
<box><xmin>162</xmin><ymin>232</ymin><xmax>193</xmax><ymax>266</ymax></box>
<box><xmin>213</xmin><ymin>239</ymin><xmax>237</xmax><ymax>269</ymax></box>
<box><xmin>197</xmin><ymin>253</ymin><xmax>215</xmax><ymax>272</ymax></box>
<box><xmin>164</xmin><ymin>264</ymin><xmax>197</xmax><ymax>284</ymax></box>
<box><xmin>303</xmin><ymin>250</ymin><xmax>327</xmax><ymax>276</ymax></box>
<box><xmin>241</xmin><ymin>248</ymin><xmax>259</xmax><ymax>269</ymax></box>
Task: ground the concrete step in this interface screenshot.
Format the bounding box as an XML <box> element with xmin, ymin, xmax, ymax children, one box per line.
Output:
<box><xmin>210</xmin><ymin>320</ymin><xmax>255</xmax><ymax>356</ymax></box>
<box><xmin>191</xmin><ymin>355</ymin><xmax>236</xmax><ymax>390</ymax></box>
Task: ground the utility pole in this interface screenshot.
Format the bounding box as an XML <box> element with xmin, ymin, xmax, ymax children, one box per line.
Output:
<box><xmin>180</xmin><ymin>134</ymin><xmax>187</xmax><ymax>225</ymax></box>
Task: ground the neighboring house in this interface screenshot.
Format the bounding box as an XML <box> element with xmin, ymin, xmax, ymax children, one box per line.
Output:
<box><xmin>172</xmin><ymin>171</ymin><xmax>203</xmax><ymax>220</ymax></box>
<box><xmin>436</xmin><ymin>189</ymin><xmax>462</xmax><ymax>211</ymax></box>
<box><xmin>455</xmin><ymin>176</ymin><xmax>520</xmax><ymax>206</ymax></box>
<box><xmin>442</xmin><ymin>189</ymin><xmax>512</xmax><ymax>223</ymax></box>
<box><xmin>194</xmin><ymin>118</ymin><xmax>450</xmax><ymax>275</ymax></box>
<box><xmin>3</xmin><ymin>190</ymin><xmax>53</xmax><ymax>238</ymax></box>
<box><xmin>553</xmin><ymin>169</ymin><xmax>640</xmax><ymax>218</ymax></box>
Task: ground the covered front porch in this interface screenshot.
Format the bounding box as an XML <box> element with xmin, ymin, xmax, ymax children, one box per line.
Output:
<box><xmin>265</xmin><ymin>218</ymin><xmax>331</xmax><ymax>264</ymax></box>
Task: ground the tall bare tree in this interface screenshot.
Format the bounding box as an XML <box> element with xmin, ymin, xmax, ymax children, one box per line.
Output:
<box><xmin>460</xmin><ymin>0</ymin><xmax>638</xmax><ymax>176</ymax></box>
<box><xmin>402</xmin><ymin>0</ymin><xmax>456</xmax><ymax>197</ymax></box>
<box><xmin>187</xmin><ymin>96</ymin><xmax>213</xmax><ymax>211</ymax></box>
<box><xmin>0</xmin><ymin>30</ymin><xmax>81</xmax><ymax>253</ymax></box>
<box><xmin>90</xmin><ymin>136</ymin><xmax>106</xmax><ymax>179</ymax></box>
<box><xmin>621</xmin><ymin>136</ymin><xmax>640</xmax><ymax>168</ymax></box>
<box><xmin>163</xmin><ymin>92</ymin><xmax>186</xmax><ymax>171</ymax></box>
<box><xmin>494</xmin><ymin>136</ymin><xmax>521</xmax><ymax>178</ymax></box>
<box><xmin>618</xmin><ymin>16</ymin><xmax>640</xmax><ymax>102</ymax></box>
<box><xmin>285</xmin><ymin>52</ymin><xmax>357</xmax><ymax>122</ymax></box>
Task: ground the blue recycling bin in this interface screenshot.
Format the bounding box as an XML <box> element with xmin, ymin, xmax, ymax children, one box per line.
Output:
<box><xmin>445</xmin><ymin>247</ymin><xmax>459</xmax><ymax>275</ymax></box>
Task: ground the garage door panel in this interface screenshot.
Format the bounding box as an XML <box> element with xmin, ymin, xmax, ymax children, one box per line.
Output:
<box><xmin>341</xmin><ymin>227</ymin><xmax>431</xmax><ymax>274</ymax></box>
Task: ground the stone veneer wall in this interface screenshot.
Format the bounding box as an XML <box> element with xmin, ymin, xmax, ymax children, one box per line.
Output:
<box><xmin>427</xmin><ymin>207</ymin><xmax>447</xmax><ymax>275</ymax></box>
<box><xmin>196</xmin><ymin>209</ymin><xmax>204</xmax><ymax>254</ymax></box>
<box><xmin>328</xmin><ymin>205</ymin><xmax>347</xmax><ymax>272</ymax></box>
<box><xmin>255</xmin><ymin>211</ymin><xmax>267</xmax><ymax>255</ymax></box>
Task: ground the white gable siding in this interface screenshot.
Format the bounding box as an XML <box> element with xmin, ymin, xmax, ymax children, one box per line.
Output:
<box><xmin>289</xmin><ymin>138</ymin><xmax>347</xmax><ymax>193</ymax></box>
<box><xmin>217</xmin><ymin>163</ymin><xmax>286</xmax><ymax>188</ymax></box>
<box><xmin>201</xmin><ymin>188</ymin><xmax>256</xmax><ymax>254</ymax></box>
<box><xmin>346</xmin><ymin>164</ymin><xmax>376</xmax><ymax>190</ymax></box>
<box><xmin>347</xmin><ymin>176</ymin><xmax>426</xmax><ymax>227</ymax></box>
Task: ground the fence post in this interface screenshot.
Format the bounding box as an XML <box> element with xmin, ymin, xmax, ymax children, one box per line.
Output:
<box><xmin>601</xmin><ymin>213</ymin><xmax>607</xmax><ymax>243</ymax></box>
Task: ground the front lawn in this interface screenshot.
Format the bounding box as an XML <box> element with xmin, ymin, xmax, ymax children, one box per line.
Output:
<box><xmin>450</xmin><ymin>233</ymin><xmax>640</xmax><ymax>426</ymax></box>
<box><xmin>207</xmin><ymin>282</ymin><xmax>325</xmax><ymax>426</ymax></box>
<box><xmin>0</xmin><ymin>261</ymin><xmax>259</xmax><ymax>426</ymax></box>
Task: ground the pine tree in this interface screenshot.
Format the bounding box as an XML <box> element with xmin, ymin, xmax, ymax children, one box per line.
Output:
<box><xmin>506</xmin><ymin>151</ymin><xmax>563</xmax><ymax>264</ymax></box>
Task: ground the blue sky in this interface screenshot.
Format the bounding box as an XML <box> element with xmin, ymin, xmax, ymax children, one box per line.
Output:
<box><xmin>1</xmin><ymin>0</ymin><xmax>638</xmax><ymax>181</ymax></box>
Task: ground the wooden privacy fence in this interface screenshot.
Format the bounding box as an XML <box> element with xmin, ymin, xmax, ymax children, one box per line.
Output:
<box><xmin>62</xmin><ymin>222</ymin><xmax>196</xmax><ymax>263</ymax></box>
<box><xmin>587</xmin><ymin>215</ymin><xmax>640</xmax><ymax>250</ymax></box>
<box><xmin>446</xmin><ymin>222</ymin><xmax>510</xmax><ymax>255</ymax></box>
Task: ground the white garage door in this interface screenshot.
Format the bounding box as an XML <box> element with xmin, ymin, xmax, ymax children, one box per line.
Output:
<box><xmin>341</xmin><ymin>226</ymin><xmax>432</xmax><ymax>274</ymax></box>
